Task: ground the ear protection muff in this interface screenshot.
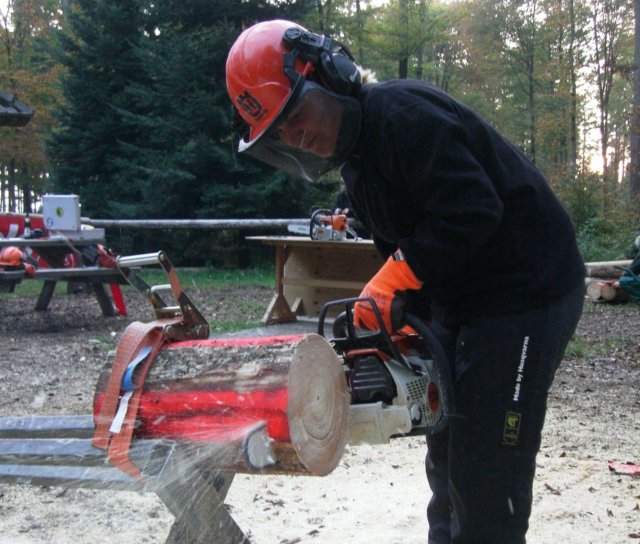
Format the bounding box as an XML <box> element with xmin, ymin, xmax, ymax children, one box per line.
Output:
<box><xmin>282</xmin><ymin>27</ymin><xmax>361</xmax><ymax>96</ymax></box>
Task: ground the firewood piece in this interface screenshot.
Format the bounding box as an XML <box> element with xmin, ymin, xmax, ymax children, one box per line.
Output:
<box><xmin>586</xmin><ymin>280</ymin><xmax>605</xmax><ymax>301</ymax></box>
<box><xmin>600</xmin><ymin>281</ymin><xmax>630</xmax><ymax>303</ymax></box>
<box><xmin>94</xmin><ymin>333</ymin><xmax>349</xmax><ymax>476</ymax></box>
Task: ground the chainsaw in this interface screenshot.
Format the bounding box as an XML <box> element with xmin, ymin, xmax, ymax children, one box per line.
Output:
<box><xmin>288</xmin><ymin>208</ymin><xmax>360</xmax><ymax>241</ymax></box>
<box><xmin>318</xmin><ymin>297</ymin><xmax>455</xmax><ymax>443</ymax></box>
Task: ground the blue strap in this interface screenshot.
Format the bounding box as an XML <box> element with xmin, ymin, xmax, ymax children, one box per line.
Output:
<box><xmin>121</xmin><ymin>345</ymin><xmax>153</xmax><ymax>391</ymax></box>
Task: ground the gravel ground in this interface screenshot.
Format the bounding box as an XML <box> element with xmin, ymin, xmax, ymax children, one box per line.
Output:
<box><xmin>0</xmin><ymin>285</ymin><xmax>638</xmax><ymax>543</ymax></box>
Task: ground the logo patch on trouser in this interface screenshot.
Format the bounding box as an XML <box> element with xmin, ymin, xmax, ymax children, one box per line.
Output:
<box><xmin>502</xmin><ymin>411</ymin><xmax>522</xmax><ymax>446</ymax></box>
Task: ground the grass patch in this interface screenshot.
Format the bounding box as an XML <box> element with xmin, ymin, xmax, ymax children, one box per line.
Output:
<box><xmin>123</xmin><ymin>266</ymin><xmax>274</xmax><ymax>290</ymax></box>
<box><xmin>2</xmin><ymin>279</ymin><xmax>63</xmax><ymax>297</ymax></box>
<box><xmin>209</xmin><ymin>320</ymin><xmax>264</xmax><ymax>333</ymax></box>
<box><xmin>565</xmin><ymin>335</ymin><xmax>589</xmax><ymax>359</ymax></box>
<box><xmin>1</xmin><ymin>266</ymin><xmax>274</xmax><ymax>298</ymax></box>
<box><xmin>565</xmin><ymin>332</ymin><xmax>637</xmax><ymax>359</ymax></box>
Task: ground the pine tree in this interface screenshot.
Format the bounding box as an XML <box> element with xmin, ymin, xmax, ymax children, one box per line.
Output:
<box><xmin>48</xmin><ymin>0</ymin><xmax>147</xmax><ymax>218</ymax></box>
<box><xmin>115</xmin><ymin>0</ymin><xmax>317</xmax><ymax>221</ymax></box>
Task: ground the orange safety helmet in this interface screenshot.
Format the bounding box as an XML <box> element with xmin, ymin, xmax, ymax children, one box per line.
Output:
<box><xmin>226</xmin><ymin>19</ymin><xmax>311</xmax><ymax>147</ymax></box>
<box><xmin>0</xmin><ymin>246</ymin><xmax>24</xmax><ymax>267</ymax></box>
<box><xmin>226</xmin><ymin>20</ymin><xmax>363</xmax><ymax>181</ymax></box>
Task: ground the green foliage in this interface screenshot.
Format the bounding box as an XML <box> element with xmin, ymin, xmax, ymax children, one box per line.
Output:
<box><xmin>3</xmin><ymin>265</ymin><xmax>274</xmax><ymax>298</ymax></box>
<box><xmin>577</xmin><ymin>216</ymin><xmax>626</xmax><ymax>261</ymax></box>
<box><xmin>553</xmin><ymin>171</ymin><xmax>638</xmax><ymax>262</ymax></box>
<box><xmin>131</xmin><ymin>265</ymin><xmax>274</xmax><ymax>289</ymax></box>
<box><xmin>0</xmin><ymin>0</ymin><xmax>64</xmax><ymax>211</ymax></box>
<box><xmin>4</xmin><ymin>0</ymin><xmax>637</xmax><ymax>269</ymax></box>
<box><xmin>555</xmin><ymin>172</ymin><xmax>602</xmax><ymax>231</ymax></box>
<box><xmin>46</xmin><ymin>0</ymin><xmax>337</xmax><ymax>265</ymax></box>
<box><xmin>47</xmin><ymin>0</ymin><xmax>148</xmax><ymax>216</ymax></box>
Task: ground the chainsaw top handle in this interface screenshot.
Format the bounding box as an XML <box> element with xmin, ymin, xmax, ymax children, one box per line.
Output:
<box><xmin>317</xmin><ymin>297</ymin><xmax>403</xmax><ymax>363</ymax></box>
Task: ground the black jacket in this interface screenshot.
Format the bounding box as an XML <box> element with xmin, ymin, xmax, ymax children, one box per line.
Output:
<box><xmin>341</xmin><ymin>79</ymin><xmax>584</xmax><ymax>322</ymax></box>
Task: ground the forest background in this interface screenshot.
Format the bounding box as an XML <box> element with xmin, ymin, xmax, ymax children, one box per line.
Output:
<box><xmin>0</xmin><ymin>0</ymin><xmax>639</xmax><ymax>266</ymax></box>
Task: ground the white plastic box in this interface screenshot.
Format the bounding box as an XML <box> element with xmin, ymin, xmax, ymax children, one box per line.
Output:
<box><xmin>42</xmin><ymin>194</ymin><xmax>82</xmax><ymax>231</ymax></box>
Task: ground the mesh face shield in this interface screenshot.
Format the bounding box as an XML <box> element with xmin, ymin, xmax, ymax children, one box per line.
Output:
<box><xmin>238</xmin><ymin>81</ymin><xmax>361</xmax><ymax>181</ymax></box>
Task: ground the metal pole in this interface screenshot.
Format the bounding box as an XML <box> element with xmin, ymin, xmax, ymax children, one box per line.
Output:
<box><xmin>81</xmin><ymin>218</ymin><xmax>309</xmax><ymax>230</ymax></box>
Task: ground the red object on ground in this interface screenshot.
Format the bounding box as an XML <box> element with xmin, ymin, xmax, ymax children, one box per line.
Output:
<box><xmin>110</xmin><ymin>285</ymin><xmax>127</xmax><ymax>316</ymax></box>
<box><xmin>607</xmin><ymin>461</ymin><xmax>640</xmax><ymax>476</ymax></box>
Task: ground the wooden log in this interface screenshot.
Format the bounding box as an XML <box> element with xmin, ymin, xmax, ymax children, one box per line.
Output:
<box><xmin>585</xmin><ymin>260</ymin><xmax>632</xmax><ymax>279</ymax></box>
<box><xmin>94</xmin><ymin>333</ymin><xmax>350</xmax><ymax>477</ymax></box>
<box><xmin>600</xmin><ymin>281</ymin><xmax>630</xmax><ymax>303</ymax></box>
<box><xmin>586</xmin><ymin>280</ymin><xmax>606</xmax><ymax>301</ymax></box>
<box><xmin>586</xmin><ymin>279</ymin><xmax>630</xmax><ymax>303</ymax></box>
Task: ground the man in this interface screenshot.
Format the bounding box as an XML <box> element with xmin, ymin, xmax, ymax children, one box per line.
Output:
<box><xmin>226</xmin><ymin>19</ymin><xmax>585</xmax><ymax>543</ymax></box>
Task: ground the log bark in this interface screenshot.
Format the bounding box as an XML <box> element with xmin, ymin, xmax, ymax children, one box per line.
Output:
<box><xmin>94</xmin><ymin>334</ymin><xmax>350</xmax><ymax>476</ymax></box>
<box><xmin>585</xmin><ymin>260</ymin><xmax>632</xmax><ymax>279</ymax></box>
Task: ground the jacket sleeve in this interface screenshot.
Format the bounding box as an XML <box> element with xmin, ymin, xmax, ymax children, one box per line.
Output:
<box><xmin>378</xmin><ymin>105</ymin><xmax>505</xmax><ymax>290</ymax></box>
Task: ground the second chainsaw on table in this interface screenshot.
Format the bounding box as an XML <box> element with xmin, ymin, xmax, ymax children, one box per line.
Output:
<box><xmin>288</xmin><ymin>208</ymin><xmax>360</xmax><ymax>241</ymax></box>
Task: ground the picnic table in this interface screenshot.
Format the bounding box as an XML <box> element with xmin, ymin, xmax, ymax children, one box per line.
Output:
<box><xmin>0</xmin><ymin>236</ymin><xmax>127</xmax><ymax>316</ymax></box>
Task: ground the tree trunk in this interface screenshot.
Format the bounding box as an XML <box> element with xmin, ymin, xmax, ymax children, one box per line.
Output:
<box><xmin>569</xmin><ymin>0</ymin><xmax>578</xmax><ymax>175</ymax></box>
<box><xmin>630</xmin><ymin>0</ymin><xmax>640</xmax><ymax>196</ymax></box>
<box><xmin>94</xmin><ymin>333</ymin><xmax>350</xmax><ymax>476</ymax></box>
<box><xmin>398</xmin><ymin>0</ymin><xmax>409</xmax><ymax>78</ymax></box>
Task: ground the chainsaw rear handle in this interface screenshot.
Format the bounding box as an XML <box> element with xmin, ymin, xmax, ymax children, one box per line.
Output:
<box><xmin>403</xmin><ymin>313</ymin><xmax>456</xmax><ymax>434</ymax></box>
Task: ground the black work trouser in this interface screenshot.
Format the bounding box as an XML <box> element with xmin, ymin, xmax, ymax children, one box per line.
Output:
<box><xmin>426</xmin><ymin>284</ymin><xmax>584</xmax><ymax>544</ymax></box>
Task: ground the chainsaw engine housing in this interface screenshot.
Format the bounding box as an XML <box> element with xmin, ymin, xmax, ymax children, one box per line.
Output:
<box><xmin>319</xmin><ymin>298</ymin><xmax>454</xmax><ymax>442</ymax></box>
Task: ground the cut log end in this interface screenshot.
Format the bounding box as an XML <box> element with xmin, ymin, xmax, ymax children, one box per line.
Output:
<box><xmin>586</xmin><ymin>279</ymin><xmax>629</xmax><ymax>303</ymax></box>
<box><xmin>287</xmin><ymin>334</ymin><xmax>349</xmax><ymax>476</ymax></box>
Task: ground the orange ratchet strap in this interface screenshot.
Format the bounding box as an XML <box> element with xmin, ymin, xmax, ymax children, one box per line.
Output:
<box><xmin>92</xmin><ymin>319</ymin><xmax>178</xmax><ymax>481</ymax></box>
<box><xmin>92</xmin><ymin>251</ymin><xmax>209</xmax><ymax>482</ymax></box>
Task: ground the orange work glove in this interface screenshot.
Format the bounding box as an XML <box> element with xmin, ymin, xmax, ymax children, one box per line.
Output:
<box><xmin>354</xmin><ymin>249</ymin><xmax>423</xmax><ymax>333</ymax></box>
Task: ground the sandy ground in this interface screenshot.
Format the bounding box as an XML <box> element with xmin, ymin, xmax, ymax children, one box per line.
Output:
<box><xmin>0</xmin><ymin>285</ymin><xmax>638</xmax><ymax>543</ymax></box>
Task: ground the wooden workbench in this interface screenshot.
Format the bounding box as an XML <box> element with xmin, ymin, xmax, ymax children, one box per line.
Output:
<box><xmin>248</xmin><ymin>236</ymin><xmax>384</xmax><ymax>323</ymax></box>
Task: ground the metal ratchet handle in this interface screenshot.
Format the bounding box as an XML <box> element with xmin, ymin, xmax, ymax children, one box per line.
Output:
<box><xmin>117</xmin><ymin>251</ymin><xmax>181</xmax><ymax>301</ymax></box>
<box><xmin>115</xmin><ymin>251</ymin><xmax>209</xmax><ymax>339</ymax></box>
<box><xmin>117</xmin><ymin>251</ymin><xmax>165</xmax><ymax>268</ymax></box>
